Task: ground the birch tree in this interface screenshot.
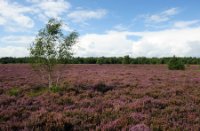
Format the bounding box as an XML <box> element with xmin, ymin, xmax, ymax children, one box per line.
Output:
<box><xmin>30</xmin><ymin>18</ymin><xmax>78</xmax><ymax>88</ymax></box>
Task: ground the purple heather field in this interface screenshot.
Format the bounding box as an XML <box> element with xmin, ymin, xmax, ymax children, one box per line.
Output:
<box><xmin>0</xmin><ymin>64</ymin><xmax>200</xmax><ymax>130</ymax></box>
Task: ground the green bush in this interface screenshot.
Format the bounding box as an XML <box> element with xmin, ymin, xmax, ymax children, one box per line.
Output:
<box><xmin>122</xmin><ymin>55</ymin><xmax>130</xmax><ymax>64</ymax></box>
<box><xmin>8</xmin><ymin>87</ymin><xmax>21</xmax><ymax>96</ymax></box>
<box><xmin>96</xmin><ymin>57</ymin><xmax>104</xmax><ymax>65</ymax></box>
<box><xmin>168</xmin><ymin>56</ymin><xmax>185</xmax><ymax>70</ymax></box>
<box><xmin>50</xmin><ymin>85</ymin><xmax>61</xmax><ymax>93</ymax></box>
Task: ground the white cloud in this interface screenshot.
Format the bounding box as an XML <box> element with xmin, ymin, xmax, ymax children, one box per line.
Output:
<box><xmin>1</xmin><ymin>36</ymin><xmax>34</xmax><ymax>46</ymax></box>
<box><xmin>173</xmin><ymin>20</ymin><xmax>200</xmax><ymax>28</ymax></box>
<box><xmin>0</xmin><ymin>35</ymin><xmax>34</xmax><ymax>57</ymax></box>
<box><xmin>28</xmin><ymin>0</ymin><xmax>71</xmax><ymax>20</ymax></box>
<box><xmin>0</xmin><ymin>2</ymin><xmax>200</xmax><ymax>58</ymax></box>
<box><xmin>62</xmin><ymin>24</ymin><xmax>73</xmax><ymax>32</ymax></box>
<box><xmin>0</xmin><ymin>16</ymin><xmax>6</xmax><ymax>25</ymax></box>
<box><xmin>0</xmin><ymin>0</ymin><xmax>72</xmax><ymax>32</ymax></box>
<box><xmin>1</xmin><ymin>27</ymin><xmax>200</xmax><ymax>58</ymax></box>
<box><xmin>73</xmin><ymin>31</ymin><xmax>133</xmax><ymax>57</ymax></box>
<box><xmin>68</xmin><ymin>9</ymin><xmax>107</xmax><ymax>23</ymax></box>
<box><xmin>145</xmin><ymin>8</ymin><xmax>179</xmax><ymax>23</ymax></box>
<box><xmin>73</xmin><ymin>27</ymin><xmax>200</xmax><ymax>57</ymax></box>
<box><xmin>0</xmin><ymin>46</ymin><xmax>29</xmax><ymax>57</ymax></box>
<box><xmin>0</xmin><ymin>0</ymin><xmax>35</xmax><ymax>31</ymax></box>
<box><xmin>132</xmin><ymin>27</ymin><xmax>200</xmax><ymax>57</ymax></box>
<box><xmin>163</xmin><ymin>8</ymin><xmax>178</xmax><ymax>16</ymax></box>
<box><xmin>113</xmin><ymin>24</ymin><xmax>128</xmax><ymax>31</ymax></box>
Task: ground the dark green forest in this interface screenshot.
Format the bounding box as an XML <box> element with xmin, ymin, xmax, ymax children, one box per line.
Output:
<box><xmin>0</xmin><ymin>56</ymin><xmax>200</xmax><ymax>65</ymax></box>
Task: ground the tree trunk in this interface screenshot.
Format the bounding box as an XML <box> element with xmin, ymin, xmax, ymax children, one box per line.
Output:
<box><xmin>48</xmin><ymin>72</ymin><xmax>52</xmax><ymax>88</ymax></box>
<box><xmin>56</xmin><ymin>71</ymin><xmax>60</xmax><ymax>87</ymax></box>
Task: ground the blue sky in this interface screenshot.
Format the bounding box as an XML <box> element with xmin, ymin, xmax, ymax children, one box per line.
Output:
<box><xmin>0</xmin><ymin>0</ymin><xmax>200</xmax><ymax>57</ymax></box>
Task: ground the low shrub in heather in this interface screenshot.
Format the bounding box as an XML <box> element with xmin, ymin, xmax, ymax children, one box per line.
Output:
<box><xmin>93</xmin><ymin>82</ymin><xmax>113</xmax><ymax>93</ymax></box>
<box><xmin>7</xmin><ymin>87</ymin><xmax>21</xmax><ymax>96</ymax></box>
<box><xmin>50</xmin><ymin>85</ymin><xmax>61</xmax><ymax>93</ymax></box>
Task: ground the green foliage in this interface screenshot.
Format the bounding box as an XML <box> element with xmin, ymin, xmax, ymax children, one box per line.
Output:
<box><xmin>168</xmin><ymin>56</ymin><xmax>185</xmax><ymax>70</ymax></box>
<box><xmin>30</xmin><ymin>18</ymin><xmax>78</xmax><ymax>88</ymax></box>
<box><xmin>50</xmin><ymin>85</ymin><xmax>61</xmax><ymax>93</ymax></box>
<box><xmin>122</xmin><ymin>55</ymin><xmax>130</xmax><ymax>64</ymax></box>
<box><xmin>1</xmin><ymin>56</ymin><xmax>200</xmax><ymax>65</ymax></box>
<box><xmin>96</xmin><ymin>57</ymin><xmax>105</xmax><ymax>65</ymax></box>
<box><xmin>8</xmin><ymin>87</ymin><xmax>21</xmax><ymax>96</ymax></box>
<box><xmin>0</xmin><ymin>57</ymin><xmax>30</xmax><ymax>64</ymax></box>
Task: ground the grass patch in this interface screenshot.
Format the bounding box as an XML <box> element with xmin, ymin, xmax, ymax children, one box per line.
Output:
<box><xmin>50</xmin><ymin>85</ymin><xmax>62</xmax><ymax>93</ymax></box>
<box><xmin>28</xmin><ymin>84</ymin><xmax>71</xmax><ymax>97</ymax></box>
<box><xmin>7</xmin><ymin>87</ymin><xmax>21</xmax><ymax>96</ymax></box>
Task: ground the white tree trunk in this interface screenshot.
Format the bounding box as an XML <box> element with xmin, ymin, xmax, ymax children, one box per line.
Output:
<box><xmin>48</xmin><ymin>72</ymin><xmax>52</xmax><ymax>88</ymax></box>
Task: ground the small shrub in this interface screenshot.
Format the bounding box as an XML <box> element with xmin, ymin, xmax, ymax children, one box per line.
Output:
<box><xmin>93</xmin><ymin>82</ymin><xmax>113</xmax><ymax>93</ymax></box>
<box><xmin>168</xmin><ymin>56</ymin><xmax>185</xmax><ymax>70</ymax></box>
<box><xmin>8</xmin><ymin>87</ymin><xmax>21</xmax><ymax>96</ymax></box>
<box><xmin>50</xmin><ymin>85</ymin><xmax>61</xmax><ymax>93</ymax></box>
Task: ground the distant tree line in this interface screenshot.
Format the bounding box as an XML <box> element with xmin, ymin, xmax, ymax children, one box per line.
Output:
<box><xmin>1</xmin><ymin>56</ymin><xmax>200</xmax><ymax>65</ymax></box>
<box><xmin>0</xmin><ymin>57</ymin><xmax>31</xmax><ymax>64</ymax></box>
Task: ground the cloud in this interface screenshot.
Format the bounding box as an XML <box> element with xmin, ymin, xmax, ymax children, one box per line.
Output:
<box><xmin>73</xmin><ymin>27</ymin><xmax>200</xmax><ymax>57</ymax></box>
<box><xmin>62</xmin><ymin>24</ymin><xmax>73</xmax><ymax>32</ymax></box>
<box><xmin>132</xmin><ymin>27</ymin><xmax>200</xmax><ymax>57</ymax></box>
<box><xmin>0</xmin><ymin>0</ymin><xmax>72</xmax><ymax>32</ymax></box>
<box><xmin>145</xmin><ymin>8</ymin><xmax>179</xmax><ymax>23</ymax></box>
<box><xmin>0</xmin><ymin>35</ymin><xmax>34</xmax><ymax>57</ymax></box>
<box><xmin>0</xmin><ymin>46</ymin><xmax>29</xmax><ymax>57</ymax></box>
<box><xmin>0</xmin><ymin>36</ymin><xmax>34</xmax><ymax>47</ymax></box>
<box><xmin>0</xmin><ymin>16</ymin><xmax>6</xmax><ymax>25</ymax></box>
<box><xmin>173</xmin><ymin>20</ymin><xmax>200</xmax><ymax>28</ymax></box>
<box><xmin>68</xmin><ymin>9</ymin><xmax>107</xmax><ymax>23</ymax></box>
<box><xmin>1</xmin><ymin>27</ymin><xmax>200</xmax><ymax>58</ymax></box>
<box><xmin>73</xmin><ymin>31</ymin><xmax>133</xmax><ymax>57</ymax></box>
<box><xmin>27</xmin><ymin>0</ymin><xmax>71</xmax><ymax>20</ymax></box>
<box><xmin>113</xmin><ymin>24</ymin><xmax>128</xmax><ymax>31</ymax></box>
<box><xmin>0</xmin><ymin>0</ymin><xmax>35</xmax><ymax>31</ymax></box>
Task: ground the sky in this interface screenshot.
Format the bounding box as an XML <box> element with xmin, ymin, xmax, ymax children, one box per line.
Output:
<box><xmin>0</xmin><ymin>0</ymin><xmax>200</xmax><ymax>57</ymax></box>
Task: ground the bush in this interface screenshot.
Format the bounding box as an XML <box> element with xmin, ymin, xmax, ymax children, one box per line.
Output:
<box><xmin>122</xmin><ymin>55</ymin><xmax>130</xmax><ymax>64</ymax></box>
<box><xmin>50</xmin><ymin>85</ymin><xmax>61</xmax><ymax>93</ymax></box>
<box><xmin>96</xmin><ymin>57</ymin><xmax>104</xmax><ymax>65</ymax></box>
<box><xmin>168</xmin><ymin>56</ymin><xmax>185</xmax><ymax>70</ymax></box>
<box><xmin>93</xmin><ymin>82</ymin><xmax>113</xmax><ymax>93</ymax></box>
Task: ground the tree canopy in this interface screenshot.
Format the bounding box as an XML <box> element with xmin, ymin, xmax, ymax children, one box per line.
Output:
<box><xmin>30</xmin><ymin>18</ymin><xmax>78</xmax><ymax>88</ymax></box>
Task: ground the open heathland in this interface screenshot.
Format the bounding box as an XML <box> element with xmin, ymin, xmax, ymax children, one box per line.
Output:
<box><xmin>0</xmin><ymin>64</ymin><xmax>200</xmax><ymax>130</ymax></box>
